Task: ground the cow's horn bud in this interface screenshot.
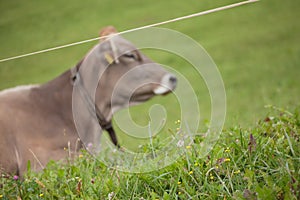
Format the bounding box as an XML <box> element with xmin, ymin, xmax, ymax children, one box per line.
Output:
<box><xmin>100</xmin><ymin>26</ymin><xmax>118</xmax><ymax>41</ymax></box>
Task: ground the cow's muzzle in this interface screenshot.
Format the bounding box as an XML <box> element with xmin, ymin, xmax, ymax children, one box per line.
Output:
<box><xmin>153</xmin><ymin>74</ymin><xmax>177</xmax><ymax>95</ymax></box>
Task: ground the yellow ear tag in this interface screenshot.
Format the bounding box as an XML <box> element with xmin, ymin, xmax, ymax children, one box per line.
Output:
<box><xmin>105</xmin><ymin>53</ymin><xmax>114</xmax><ymax>65</ymax></box>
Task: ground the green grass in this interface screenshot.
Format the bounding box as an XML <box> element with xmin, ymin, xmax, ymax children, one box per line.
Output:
<box><xmin>0</xmin><ymin>0</ymin><xmax>300</xmax><ymax>199</ymax></box>
<box><xmin>1</xmin><ymin>107</ymin><xmax>299</xmax><ymax>199</ymax></box>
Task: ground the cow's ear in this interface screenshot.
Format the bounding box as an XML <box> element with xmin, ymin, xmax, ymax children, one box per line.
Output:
<box><xmin>99</xmin><ymin>26</ymin><xmax>118</xmax><ymax>41</ymax></box>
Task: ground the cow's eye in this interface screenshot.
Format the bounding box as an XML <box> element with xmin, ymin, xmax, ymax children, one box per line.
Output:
<box><xmin>123</xmin><ymin>53</ymin><xmax>137</xmax><ymax>60</ymax></box>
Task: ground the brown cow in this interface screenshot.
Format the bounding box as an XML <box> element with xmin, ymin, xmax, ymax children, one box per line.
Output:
<box><xmin>0</xmin><ymin>26</ymin><xmax>177</xmax><ymax>176</ymax></box>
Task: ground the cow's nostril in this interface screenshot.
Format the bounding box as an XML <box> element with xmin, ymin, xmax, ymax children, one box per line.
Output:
<box><xmin>169</xmin><ymin>75</ymin><xmax>177</xmax><ymax>85</ymax></box>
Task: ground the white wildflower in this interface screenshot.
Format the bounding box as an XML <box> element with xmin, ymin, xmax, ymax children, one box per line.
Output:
<box><xmin>177</xmin><ymin>139</ymin><xmax>184</xmax><ymax>147</ymax></box>
<box><xmin>108</xmin><ymin>192</ymin><xmax>115</xmax><ymax>200</ymax></box>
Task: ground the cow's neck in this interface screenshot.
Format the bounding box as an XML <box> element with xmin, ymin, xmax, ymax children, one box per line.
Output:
<box><xmin>72</xmin><ymin>58</ymin><xmax>119</xmax><ymax>147</ymax></box>
<box><xmin>72</xmin><ymin>58</ymin><xmax>113</xmax><ymax>120</ymax></box>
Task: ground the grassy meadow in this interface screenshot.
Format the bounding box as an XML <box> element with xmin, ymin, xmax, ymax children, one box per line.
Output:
<box><xmin>0</xmin><ymin>0</ymin><xmax>299</xmax><ymax>199</ymax></box>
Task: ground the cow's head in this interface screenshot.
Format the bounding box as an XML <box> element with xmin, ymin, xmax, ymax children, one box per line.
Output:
<box><xmin>78</xmin><ymin>26</ymin><xmax>177</xmax><ymax>120</ymax></box>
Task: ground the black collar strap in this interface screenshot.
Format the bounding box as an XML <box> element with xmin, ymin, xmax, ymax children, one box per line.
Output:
<box><xmin>70</xmin><ymin>66</ymin><xmax>120</xmax><ymax>148</ymax></box>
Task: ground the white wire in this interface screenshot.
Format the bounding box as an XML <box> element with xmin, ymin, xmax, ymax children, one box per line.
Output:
<box><xmin>0</xmin><ymin>0</ymin><xmax>258</xmax><ymax>63</ymax></box>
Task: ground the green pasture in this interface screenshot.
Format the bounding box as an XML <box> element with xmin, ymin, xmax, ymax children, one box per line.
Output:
<box><xmin>0</xmin><ymin>0</ymin><xmax>299</xmax><ymax>128</ymax></box>
<box><xmin>0</xmin><ymin>0</ymin><xmax>299</xmax><ymax>199</ymax></box>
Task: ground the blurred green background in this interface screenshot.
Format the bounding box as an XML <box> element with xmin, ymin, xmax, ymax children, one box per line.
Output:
<box><xmin>0</xmin><ymin>0</ymin><xmax>299</xmax><ymax>145</ymax></box>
